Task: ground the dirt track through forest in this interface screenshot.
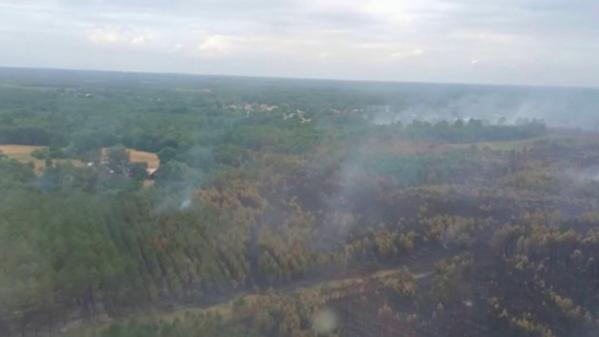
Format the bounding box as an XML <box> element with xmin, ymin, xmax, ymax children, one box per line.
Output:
<box><xmin>64</xmin><ymin>246</ymin><xmax>450</xmax><ymax>336</ymax></box>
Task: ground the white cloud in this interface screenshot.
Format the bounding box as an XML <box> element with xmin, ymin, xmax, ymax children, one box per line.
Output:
<box><xmin>169</xmin><ymin>43</ymin><xmax>184</xmax><ymax>53</ymax></box>
<box><xmin>318</xmin><ymin>51</ymin><xmax>331</xmax><ymax>59</ymax></box>
<box><xmin>451</xmin><ymin>30</ymin><xmax>515</xmax><ymax>44</ymax></box>
<box><xmin>87</xmin><ymin>26</ymin><xmax>153</xmax><ymax>46</ymax></box>
<box><xmin>130</xmin><ymin>35</ymin><xmax>147</xmax><ymax>45</ymax></box>
<box><xmin>390</xmin><ymin>48</ymin><xmax>424</xmax><ymax>59</ymax></box>
<box><xmin>198</xmin><ymin>34</ymin><xmax>235</xmax><ymax>57</ymax></box>
<box><xmin>362</xmin><ymin>0</ymin><xmax>428</xmax><ymax>25</ymax></box>
<box><xmin>87</xmin><ymin>28</ymin><xmax>122</xmax><ymax>44</ymax></box>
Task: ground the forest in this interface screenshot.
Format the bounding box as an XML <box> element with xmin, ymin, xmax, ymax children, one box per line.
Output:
<box><xmin>1</xmin><ymin>68</ymin><xmax>599</xmax><ymax>337</ymax></box>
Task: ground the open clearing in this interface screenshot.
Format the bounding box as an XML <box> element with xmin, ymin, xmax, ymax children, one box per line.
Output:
<box><xmin>0</xmin><ymin>144</ymin><xmax>44</xmax><ymax>157</ymax></box>
<box><xmin>0</xmin><ymin>145</ymin><xmax>159</xmax><ymax>174</ymax></box>
<box><xmin>128</xmin><ymin>149</ymin><xmax>160</xmax><ymax>170</ymax></box>
<box><xmin>0</xmin><ymin>145</ymin><xmax>84</xmax><ymax>173</ymax></box>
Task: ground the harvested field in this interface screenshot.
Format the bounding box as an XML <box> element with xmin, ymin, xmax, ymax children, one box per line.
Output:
<box><xmin>0</xmin><ymin>145</ymin><xmax>82</xmax><ymax>173</ymax></box>
<box><xmin>0</xmin><ymin>145</ymin><xmax>160</xmax><ymax>175</ymax></box>
<box><xmin>128</xmin><ymin>149</ymin><xmax>160</xmax><ymax>170</ymax></box>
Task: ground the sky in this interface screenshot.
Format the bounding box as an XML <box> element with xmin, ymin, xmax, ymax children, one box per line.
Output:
<box><xmin>0</xmin><ymin>0</ymin><xmax>598</xmax><ymax>87</ymax></box>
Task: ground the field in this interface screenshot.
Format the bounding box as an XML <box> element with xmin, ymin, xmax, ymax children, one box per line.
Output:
<box><xmin>0</xmin><ymin>145</ymin><xmax>159</xmax><ymax>175</ymax></box>
<box><xmin>0</xmin><ymin>144</ymin><xmax>44</xmax><ymax>158</ymax></box>
<box><xmin>128</xmin><ymin>149</ymin><xmax>160</xmax><ymax>170</ymax></box>
<box><xmin>0</xmin><ymin>145</ymin><xmax>159</xmax><ymax>182</ymax></box>
<box><xmin>0</xmin><ymin>145</ymin><xmax>84</xmax><ymax>173</ymax></box>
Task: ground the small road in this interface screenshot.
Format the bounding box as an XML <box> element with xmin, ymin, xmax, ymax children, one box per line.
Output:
<box><xmin>60</xmin><ymin>246</ymin><xmax>452</xmax><ymax>337</ymax></box>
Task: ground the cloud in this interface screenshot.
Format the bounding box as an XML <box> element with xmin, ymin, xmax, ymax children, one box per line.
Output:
<box><xmin>86</xmin><ymin>26</ymin><xmax>153</xmax><ymax>46</ymax></box>
<box><xmin>198</xmin><ymin>35</ymin><xmax>234</xmax><ymax>57</ymax></box>
<box><xmin>87</xmin><ymin>29</ymin><xmax>121</xmax><ymax>44</ymax></box>
<box><xmin>0</xmin><ymin>0</ymin><xmax>597</xmax><ymax>86</ymax></box>
<box><xmin>390</xmin><ymin>48</ymin><xmax>424</xmax><ymax>60</ymax></box>
<box><xmin>169</xmin><ymin>43</ymin><xmax>184</xmax><ymax>53</ymax></box>
<box><xmin>130</xmin><ymin>35</ymin><xmax>147</xmax><ymax>45</ymax></box>
<box><xmin>318</xmin><ymin>51</ymin><xmax>331</xmax><ymax>59</ymax></box>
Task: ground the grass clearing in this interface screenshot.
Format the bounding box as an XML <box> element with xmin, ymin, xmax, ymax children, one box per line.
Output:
<box><xmin>0</xmin><ymin>144</ymin><xmax>44</xmax><ymax>157</ymax></box>
<box><xmin>0</xmin><ymin>145</ymin><xmax>160</xmax><ymax>175</ymax></box>
<box><xmin>129</xmin><ymin>149</ymin><xmax>160</xmax><ymax>170</ymax></box>
<box><xmin>0</xmin><ymin>145</ymin><xmax>84</xmax><ymax>173</ymax></box>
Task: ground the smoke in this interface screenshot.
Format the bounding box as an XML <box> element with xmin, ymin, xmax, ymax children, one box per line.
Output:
<box><xmin>368</xmin><ymin>86</ymin><xmax>599</xmax><ymax>129</ymax></box>
<box><xmin>150</xmin><ymin>182</ymin><xmax>202</xmax><ymax>215</ymax></box>
<box><xmin>179</xmin><ymin>197</ymin><xmax>192</xmax><ymax>210</ymax></box>
<box><xmin>561</xmin><ymin>165</ymin><xmax>599</xmax><ymax>184</ymax></box>
<box><xmin>312</xmin><ymin>308</ymin><xmax>338</xmax><ymax>335</ymax></box>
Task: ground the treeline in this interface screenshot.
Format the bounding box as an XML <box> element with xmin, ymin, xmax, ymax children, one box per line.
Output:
<box><xmin>0</xmin><ymin>127</ymin><xmax>65</xmax><ymax>146</ymax></box>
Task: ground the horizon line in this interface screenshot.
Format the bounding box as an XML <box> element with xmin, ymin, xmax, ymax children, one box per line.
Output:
<box><xmin>1</xmin><ymin>65</ymin><xmax>598</xmax><ymax>91</ymax></box>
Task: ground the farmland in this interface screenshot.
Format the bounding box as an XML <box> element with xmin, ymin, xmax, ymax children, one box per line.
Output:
<box><xmin>129</xmin><ymin>149</ymin><xmax>160</xmax><ymax>171</ymax></box>
<box><xmin>0</xmin><ymin>145</ymin><xmax>84</xmax><ymax>173</ymax></box>
<box><xmin>0</xmin><ymin>144</ymin><xmax>158</xmax><ymax>174</ymax></box>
